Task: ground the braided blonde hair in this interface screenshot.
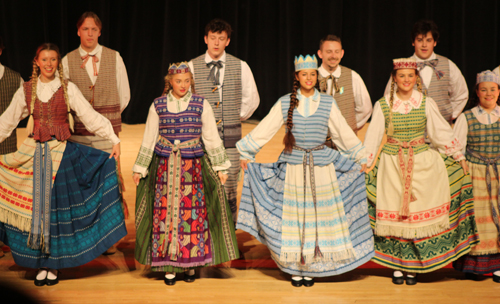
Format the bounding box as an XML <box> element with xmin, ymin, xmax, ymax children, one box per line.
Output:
<box><xmin>26</xmin><ymin>43</ymin><xmax>74</xmax><ymax>135</ymax></box>
<box><xmin>162</xmin><ymin>70</ymin><xmax>196</xmax><ymax>96</ymax></box>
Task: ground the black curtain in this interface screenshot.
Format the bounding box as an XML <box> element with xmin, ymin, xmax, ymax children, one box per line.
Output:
<box><xmin>1</xmin><ymin>0</ymin><xmax>499</xmax><ymax>124</ymax></box>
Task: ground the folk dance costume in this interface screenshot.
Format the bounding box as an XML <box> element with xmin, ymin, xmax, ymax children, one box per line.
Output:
<box><xmin>0</xmin><ymin>63</ymin><xmax>23</xmax><ymax>154</ymax></box>
<box><xmin>453</xmin><ymin>71</ymin><xmax>500</xmax><ymax>278</ymax></box>
<box><xmin>188</xmin><ymin>52</ymin><xmax>260</xmax><ymax>222</ymax></box>
<box><xmin>384</xmin><ymin>53</ymin><xmax>468</xmax><ymax>123</ymax></box>
<box><xmin>237</xmin><ymin>55</ymin><xmax>374</xmax><ymax>278</ymax></box>
<box><xmin>0</xmin><ymin>77</ymin><xmax>126</xmax><ymax>269</ymax></box>
<box><xmin>133</xmin><ymin>63</ymin><xmax>238</xmax><ymax>273</ymax></box>
<box><xmin>365</xmin><ymin>58</ymin><xmax>478</xmax><ymax>273</ymax></box>
<box><xmin>318</xmin><ymin>65</ymin><xmax>372</xmax><ymax>133</ymax></box>
<box><xmin>63</xmin><ymin>44</ymin><xmax>130</xmax><ymax>219</ymax></box>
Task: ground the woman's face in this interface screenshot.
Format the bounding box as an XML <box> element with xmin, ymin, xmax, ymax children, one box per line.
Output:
<box><xmin>35</xmin><ymin>50</ymin><xmax>59</xmax><ymax>83</ymax></box>
<box><xmin>476</xmin><ymin>81</ymin><xmax>499</xmax><ymax>111</ymax></box>
<box><xmin>169</xmin><ymin>72</ymin><xmax>191</xmax><ymax>99</ymax></box>
<box><xmin>295</xmin><ymin>69</ymin><xmax>317</xmax><ymax>91</ymax></box>
<box><xmin>393</xmin><ymin>68</ymin><xmax>417</xmax><ymax>94</ymax></box>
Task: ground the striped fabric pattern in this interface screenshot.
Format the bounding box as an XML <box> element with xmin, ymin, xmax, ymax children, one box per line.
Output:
<box><xmin>153</xmin><ymin>94</ymin><xmax>204</xmax><ymax>159</ymax></box>
<box><xmin>318</xmin><ymin>66</ymin><xmax>357</xmax><ymax>132</ymax></box>
<box><xmin>67</xmin><ymin>46</ymin><xmax>121</xmax><ymax>135</ymax></box>
<box><xmin>366</xmin><ymin>155</ymin><xmax>479</xmax><ymax>273</ymax></box>
<box><xmin>0</xmin><ymin>67</ymin><xmax>21</xmax><ymax>154</ymax></box>
<box><xmin>379</xmin><ymin>96</ymin><xmax>429</xmax><ymax>155</ymax></box>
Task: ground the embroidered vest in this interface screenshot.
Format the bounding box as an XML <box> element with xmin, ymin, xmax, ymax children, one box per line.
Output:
<box><xmin>464</xmin><ymin>110</ymin><xmax>500</xmax><ymax>165</ymax></box>
<box><xmin>278</xmin><ymin>92</ymin><xmax>341</xmax><ymax>166</ymax></box>
<box><xmin>318</xmin><ymin>65</ymin><xmax>357</xmax><ymax>133</ymax></box>
<box><xmin>191</xmin><ymin>54</ymin><xmax>242</xmax><ymax>148</ymax></box>
<box><xmin>24</xmin><ymin>80</ymin><xmax>72</xmax><ymax>143</ymax></box>
<box><xmin>414</xmin><ymin>54</ymin><xmax>452</xmax><ymax>122</ymax></box>
<box><xmin>67</xmin><ymin>46</ymin><xmax>121</xmax><ymax>135</ymax></box>
<box><xmin>379</xmin><ymin>95</ymin><xmax>429</xmax><ymax>155</ymax></box>
<box><xmin>0</xmin><ymin>67</ymin><xmax>22</xmax><ymax>153</ymax></box>
<box><xmin>154</xmin><ymin>94</ymin><xmax>204</xmax><ymax>159</ymax></box>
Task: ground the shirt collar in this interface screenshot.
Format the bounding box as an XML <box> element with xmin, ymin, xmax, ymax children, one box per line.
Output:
<box><xmin>390</xmin><ymin>89</ymin><xmax>422</xmax><ymax>111</ymax></box>
<box><xmin>318</xmin><ymin>65</ymin><xmax>340</xmax><ymax>78</ymax></box>
<box><xmin>167</xmin><ymin>90</ymin><xmax>192</xmax><ymax>103</ymax></box>
<box><xmin>0</xmin><ymin>63</ymin><xmax>4</xmax><ymax>79</ymax></box>
<box><xmin>477</xmin><ymin>104</ymin><xmax>500</xmax><ymax>117</ymax></box>
<box><xmin>37</xmin><ymin>76</ymin><xmax>61</xmax><ymax>91</ymax></box>
<box><xmin>297</xmin><ymin>88</ymin><xmax>320</xmax><ymax>102</ymax></box>
<box><xmin>413</xmin><ymin>52</ymin><xmax>437</xmax><ymax>62</ymax></box>
<box><xmin>204</xmin><ymin>51</ymin><xmax>226</xmax><ymax>64</ymax></box>
<box><xmin>78</xmin><ymin>44</ymin><xmax>102</xmax><ymax>56</ymax></box>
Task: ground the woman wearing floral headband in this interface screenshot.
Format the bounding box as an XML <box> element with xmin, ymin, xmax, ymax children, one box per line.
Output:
<box><xmin>452</xmin><ymin>70</ymin><xmax>500</xmax><ymax>283</ymax></box>
<box><xmin>237</xmin><ymin>55</ymin><xmax>374</xmax><ymax>287</ymax></box>
<box><xmin>132</xmin><ymin>62</ymin><xmax>239</xmax><ymax>286</ymax></box>
<box><xmin>364</xmin><ymin>57</ymin><xmax>478</xmax><ymax>285</ymax></box>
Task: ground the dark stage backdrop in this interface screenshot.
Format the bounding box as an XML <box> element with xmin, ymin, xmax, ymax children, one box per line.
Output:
<box><xmin>1</xmin><ymin>0</ymin><xmax>500</xmax><ymax>124</ymax></box>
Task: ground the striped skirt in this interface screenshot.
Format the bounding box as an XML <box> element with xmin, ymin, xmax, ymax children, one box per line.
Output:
<box><xmin>0</xmin><ymin>141</ymin><xmax>127</xmax><ymax>269</ymax></box>
<box><xmin>366</xmin><ymin>154</ymin><xmax>479</xmax><ymax>273</ymax></box>
<box><xmin>237</xmin><ymin>156</ymin><xmax>374</xmax><ymax>277</ymax></box>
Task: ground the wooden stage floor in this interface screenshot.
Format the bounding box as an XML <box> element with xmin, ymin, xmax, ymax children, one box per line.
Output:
<box><xmin>1</xmin><ymin>123</ymin><xmax>499</xmax><ymax>303</ymax></box>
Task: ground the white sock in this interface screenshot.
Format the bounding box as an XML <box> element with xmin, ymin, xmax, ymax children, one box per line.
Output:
<box><xmin>36</xmin><ymin>269</ymin><xmax>48</xmax><ymax>280</ymax></box>
<box><xmin>165</xmin><ymin>273</ymin><xmax>176</xmax><ymax>279</ymax></box>
<box><xmin>186</xmin><ymin>269</ymin><xmax>195</xmax><ymax>276</ymax></box>
<box><xmin>393</xmin><ymin>270</ymin><xmax>403</xmax><ymax>277</ymax></box>
<box><xmin>494</xmin><ymin>271</ymin><xmax>500</xmax><ymax>276</ymax></box>
<box><xmin>303</xmin><ymin>276</ymin><xmax>313</xmax><ymax>281</ymax></box>
<box><xmin>47</xmin><ymin>269</ymin><xmax>58</xmax><ymax>280</ymax></box>
<box><xmin>291</xmin><ymin>275</ymin><xmax>303</xmax><ymax>281</ymax></box>
<box><xmin>407</xmin><ymin>272</ymin><xmax>416</xmax><ymax>278</ymax></box>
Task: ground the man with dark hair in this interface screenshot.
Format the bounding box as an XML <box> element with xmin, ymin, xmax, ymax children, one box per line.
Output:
<box><xmin>317</xmin><ymin>35</ymin><xmax>372</xmax><ymax>133</ymax></box>
<box><xmin>384</xmin><ymin>20</ymin><xmax>468</xmax><ymax>123</ymax></box>
<box><xmin>0</xmin><ymin>36</ymin><xmax>24</xmax><ymax>258</ymax></box>
<box><xmin>188</xmin><ymin>18</ymin><xmax>260</xmax><ymax>222</ymax></box>
<box><xmin>62</xmin><ymin>11</ymin><xmax>130</xmax><ymax>254</ymax></box>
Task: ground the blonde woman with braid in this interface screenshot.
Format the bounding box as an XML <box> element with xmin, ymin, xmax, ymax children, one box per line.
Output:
<box><xmin>0</xmin><ymin>43</ymin><xmax>126</xmax><ymax>286</ymax></box>
<box><xmin>364</xmin><ymin>57</ymin><xmax>478</xmax><ymax>285</ymax></box>
<box><xmin>237</xmin><ymin>55</ymin><xmax>374</xmax><ymax>287</ymax></box>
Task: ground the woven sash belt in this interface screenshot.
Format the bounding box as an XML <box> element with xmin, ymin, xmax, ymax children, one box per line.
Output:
<box><xmin>467</xmin><ymin>147</ymin><xmax>500</xmax><ymax>245</ymax></box>
<box><xmin>386</xmin><ymin>136</ymin><xmax>426</xmax><ymax>218</ymax></box>
<box><xmin>292</xmin><ymin>144</ymin><xmax>325</xmax><ymax>264</ymax></box>
<box><xmin>160</xmin><ymin>136</ymin><xmax>201</xmax><ymax>260</ymax></box>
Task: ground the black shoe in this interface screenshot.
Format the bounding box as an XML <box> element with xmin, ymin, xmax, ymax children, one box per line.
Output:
<box><xmin>164</xmin><ymin>276</ymin><xmax>176</xmax><ymax>286</ymax></box>
<box><xmin>493</xmin><ymin>274</ymin><xmax>500</xmax><ymax>283</ymax></box>
<box><xmin>303</xmin><ymin>278</ymin><xmax>314</xmax><ymax>287</ymax></box>
<box><xmin>46</xmin><ymin>270</ymin><xmax>59</xmax><ymax>286</ymax></box>
<box><xmin>406</xmin><ymin>275</ymin><xmax>417</xmax><ymax>285</ymax></box>
<box><xmin>465</xmin><ymin>272</ymin><xmax>479</xmax><ymax>281</ymax></box>
<box><xmin>34</xmin><ymin>269</ymin><xmax>47</xmax><ymax>287</ymax></box>
<box><xmin>392</xmin><ymin>273</ymin><xmax>404</xmax><ymax>285</ymax></box>
<box><xmin>184</xmin><ymin>273</ymin><xmax>196</xmax><ymax>283</ymax></box>
<box><xmin>291</xmin><ymin>279</ymin><xmax>303</xmax><ymax>287</ymax></box>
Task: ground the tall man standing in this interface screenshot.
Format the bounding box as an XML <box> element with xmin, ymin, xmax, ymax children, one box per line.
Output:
<box><xmin>188</xmin><ymin>19</ymin><xmax>260</xmax><ymax>222</ymax></box>
<box><xmin>62</xmin><ymin>12</ymin><xmax>130</xmax><ymax>254</ymax></box>
<box><xmin>317</xmin><ymin>35</ymin><xmax>372</xmax><ymax>133</ymax></box>
<box><xmin>0</xmin><ymin>36</ymin><xmax>24</xmax><ymax>258</ymax></box>
<box><xmin>384</xmin><ymin>20</ymin><xmax>468</xmax><ymax>123</ymax></box>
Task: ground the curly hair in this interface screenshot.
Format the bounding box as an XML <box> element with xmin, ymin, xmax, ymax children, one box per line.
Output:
<box><xmin>205</xmin><ymin>19</ymin><xmax>232</xmax><ymax>38</ymax></box>
<box><xmin>162</xmin><ymin>69</ymin><xmax>196</xmax><ymax>96</ymax></box>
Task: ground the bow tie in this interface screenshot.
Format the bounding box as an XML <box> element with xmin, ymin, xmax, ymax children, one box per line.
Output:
<box><xmin>416</xmin><ymin>59</ymin><xmax>444</xmax><ymax>80</ymax></box>
<box><xmin>207</xmin><ymin>61</ymin><xmax>223</xmax><ymax>86</ymax></box>
<box><xmin>81</xmin><ymin>53</ymin><xmax>99</xmax><ymax>76</ymax></box>
<box><xmin>326</xmin><ymin>74</ymin><xmax>340</xmax><ymax>95</ymax></box>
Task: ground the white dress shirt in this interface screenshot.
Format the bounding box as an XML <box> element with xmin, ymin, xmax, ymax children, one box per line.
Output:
<box><xmin>383</xmin><ymin>52</ymin><xmax>468</xmax><ymax>120</ymax></box>
<box><xmin>0</xmin><ymin>63</ymin><xmax>24</xmax><ymax>88</ymax></box>
<box><xmin>318</xmin><ymin>65</ymin><xmax>372</xmax><ymax>129</ymax></box>
<box><xmin>188</xmin><ymin>51</ymin><xmax>260</xmax><ymax>120</ymax></box>
<box><xmin>62</xmin><ymin>44</ymin><xmax>130</xmax><ymax>112</ymax></box>
<box><xmin>0</xmin><ymin>77</ymin><xmax>120</xmax><ymax>145</ymax></box>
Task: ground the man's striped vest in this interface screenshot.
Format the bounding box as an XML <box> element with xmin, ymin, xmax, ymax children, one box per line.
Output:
<box><xmin>0</xmin><ymin>67</ymin><xmax>21</xmax><ymax>153</ymax></box>
<box><xmin>192</xmin><ymin>54</ymin><xmax>242</xmax><ymax>148</ymax></box>
<box><xmin>67</xmin><ymin>46</ymin><xmax>121</xmax><ymax>135</ymax></box>
<box><xmin>318</xmin><ymin>65</ymin><xmax>357</xmax><ymax>133</ymax></box>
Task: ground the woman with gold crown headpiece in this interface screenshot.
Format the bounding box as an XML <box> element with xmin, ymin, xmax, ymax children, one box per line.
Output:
<box><xmin>132</xmin><ymin>62</ymin><xmax>238</xmax><ymax>286</ymax></box>
<box><xmin>0</xmin><ymin>43</ymin><xmax>126</xmax><ymax>286</ymax></box>
<box><xmin>364</xmin><ymin>57</ymin><xmax>478</xmax><ymax>285</ymax></box>
<box><xmin>452</xmin><ymin>70</ymin><xmax>500</xmax><ymax>283</ymax></box>
<box><xmin>237</xmin><ymin>54</ymin><xmax>374</xmax><ymax>287</ymax></box>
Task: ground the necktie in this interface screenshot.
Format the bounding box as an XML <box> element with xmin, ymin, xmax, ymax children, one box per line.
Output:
<box><xmin>81</xmin><ymin>53</ymin><xmax>99</xmax><ymax>76</ymax></box>
<box><xmin>416</xmin><ymin>59</ymin><xmax>444</xmax><ymax>80</ymax></box>
<box><xmin>326</xmin><ymin>74</ymin><xmax>340</xmax><ymax>95</ymax></box>
<box><xmin>207</xmin><ymin>61</ymin><xmax>223</xmax><ymax>85</ymax></box>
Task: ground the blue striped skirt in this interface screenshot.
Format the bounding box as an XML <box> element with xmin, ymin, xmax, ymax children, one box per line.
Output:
<box><xmin>0</xmin><ymin>141</ymin><xmax>127</xmax><ymax>269</ymax></box>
